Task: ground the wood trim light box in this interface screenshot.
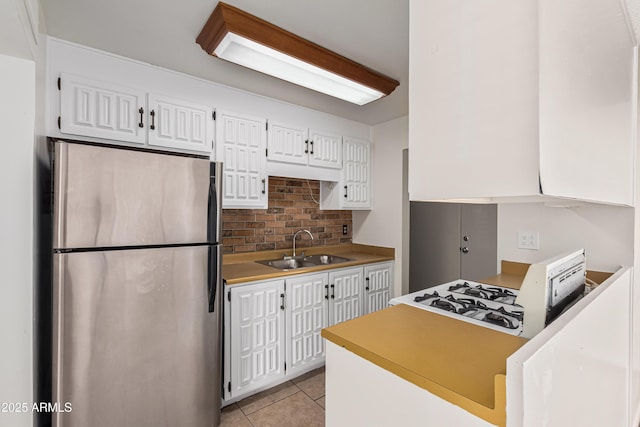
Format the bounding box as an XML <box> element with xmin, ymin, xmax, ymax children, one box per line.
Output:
<box><xmin>196</xmin><ymin>2</ymin><xmax>399</xmax><ymax>105</ymax></box>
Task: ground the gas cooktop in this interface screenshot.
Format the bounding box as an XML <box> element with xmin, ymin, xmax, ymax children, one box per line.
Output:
<box><xmin>389</xmin><ymin>280</ymin><xmax>523</xmax><ymax>336</ymax></box>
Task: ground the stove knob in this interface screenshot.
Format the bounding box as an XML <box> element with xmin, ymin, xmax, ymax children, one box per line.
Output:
<box><xmin>460</xmin><ymin>247</ymin><xmax>470</xmax><ymax>254</ymax></box>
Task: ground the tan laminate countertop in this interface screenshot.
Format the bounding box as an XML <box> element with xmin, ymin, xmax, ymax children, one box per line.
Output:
<box><xmin>322</xmin><ymin>304</ymin><xmax>528</xmax><ymax>427</ymax></box>
<box><xmin>223</xmin><ymin>243</ymin><xmax>394</xmax><ymax>285</ymax></box>
<box><xmin>321</xmin><ymin>260</ymin><xmax>613</xmax><ymax>426</ymax></box>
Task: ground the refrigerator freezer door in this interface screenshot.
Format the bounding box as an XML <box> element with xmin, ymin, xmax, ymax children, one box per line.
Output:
<box><xmin>52</xmin><ymin>246</ymin><xmax>222</xmax><ymax>427</ymax></box>
<box><xmin>53</xmin><ymin>142</ymin><xmax>211</xmax><ymax>249</ymax></box>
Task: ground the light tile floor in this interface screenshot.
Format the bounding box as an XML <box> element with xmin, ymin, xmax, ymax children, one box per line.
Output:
<box><xmin>221</xmin><ymin>367</ymin><xmax>325</xmax><ymax>427</ymax></box>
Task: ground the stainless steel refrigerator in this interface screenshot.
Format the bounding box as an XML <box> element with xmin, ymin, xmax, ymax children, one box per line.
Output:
<box><xmin>40</xmin><ymin>140</ymin><xmax>222</xmax><ymax>427</ymax></box>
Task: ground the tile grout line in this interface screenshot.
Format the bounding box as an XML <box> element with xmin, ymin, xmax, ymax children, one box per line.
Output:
<box><xmin>238</xmin><ymin>382</ymin><xmax>303</xmax><ymax>418</ymax></box>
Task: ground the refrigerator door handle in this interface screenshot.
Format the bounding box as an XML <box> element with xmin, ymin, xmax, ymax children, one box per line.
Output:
<box><xmin>207</xmin><ymin>162</ymin><xmax>223</xmax><ymax>244</ymax></box>
<box><xmin>208</xmin><ymin>245</ymin><xmax>222</xmax><ymax>313</ymax></box>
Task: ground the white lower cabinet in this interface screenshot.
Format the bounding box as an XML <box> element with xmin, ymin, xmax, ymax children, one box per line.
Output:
<box><xmin>364</xmin><ymin>262</ymin><xmax>394</xmax><ymax>315</ymax></box>
<box><xmin>328</xmin><ymin>267</ymin><xmax>364</xmax><ymax>326</ymax></box>
<box><xmin>224</xmin><ymin>262</ymin><xmax>392</xmax><ymax>403</ymax></box>
<box><xmin>225</xmin><ymin>279</ymin><xmax>286</xmax><ymax>400</ymax></box>
<box><xmin>286</xmin><ymin>273</ymin><xmax>328</xmax><ymax>377</ymax></box>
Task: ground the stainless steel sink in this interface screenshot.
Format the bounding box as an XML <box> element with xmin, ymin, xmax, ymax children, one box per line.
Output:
<box><xmin>257</xmin><ymin>258</ymin><xmax>317</xmax><ymax>270</ymax></box>
<box><xmin>256</xmin><ymin>254</ymin><xmax>352</xmax><ymax>270</ymax></box>
<box><xmin>303</xmin><ymin>254</ymin><xmax>351</xmax><ymax>265</ymax></box>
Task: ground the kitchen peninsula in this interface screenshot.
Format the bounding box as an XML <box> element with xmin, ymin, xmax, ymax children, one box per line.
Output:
<box><xmin>322</xmin><ymin>263</ymin><xmax>630</xmax><ymax>426</ymax></box>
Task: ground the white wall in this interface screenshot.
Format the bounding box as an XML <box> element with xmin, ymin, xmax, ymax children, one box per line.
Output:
<box><xmin>497</xmin><ymin>202</ymin><xmax>634</xmax><ymax>272</ymax></box>
<box><xmin>0</xmin><ymin>54</ymin><xmax>35</xmax><ymax>427</ymax></box>
<box><xmin>353</xmin><ymin>116</ymin><xmax>408</xmax><ymax>297</ymax></box>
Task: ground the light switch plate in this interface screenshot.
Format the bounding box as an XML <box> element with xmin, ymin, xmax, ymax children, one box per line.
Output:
<box><xmin>518</xmin><ymin>231</ymin><xmax>540</xmax><ymax>250</ymax></box>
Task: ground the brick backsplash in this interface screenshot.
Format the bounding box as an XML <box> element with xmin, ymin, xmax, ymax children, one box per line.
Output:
<box><xmin>222</xmin><ymin>176</ymin><xmax>353</xmax><ymax>254</ymax></box>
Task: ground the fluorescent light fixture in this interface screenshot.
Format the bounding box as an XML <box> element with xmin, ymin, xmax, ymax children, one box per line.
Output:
<box><xmin>196</xmin><ymin>2</ymin><xmax>399</xmax><ymax>105</ymax></box>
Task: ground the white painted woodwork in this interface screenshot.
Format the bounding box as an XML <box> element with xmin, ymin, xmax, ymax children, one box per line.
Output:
<box><xmin>147</xmin><ymin>93</ymin><xmax>213</xmax><ymax>153</ymax></box>
<box><xmin>537</xmin><ymin>0</ymin><xmax>636</xmax><ymax>206</ymax></box>
<box><xmin>409</xmin><ymin>0</ymin><xmax>636</xmax><ymax>206</ymax></box>
<box><xmin>267</xmin><ymin>121</ymin><xmax>307</xmax><ymax>165</ymax></box>
<box><xmin>228</xmin><ymin>279</ymin><xmax>285</xmax><ymax>399</ymax></box>
<box><xmin>325</xmin><ymin>341</ymin><xmax>494</xmax><ymax>427</ymax></box>
<box><xmin>328</xmin><ymin>267</ymin><xmax>363</xmax><ymax>326</ymax></box>
<box><xmin>363</xmin><ymin>262</ymin><xmax>393</xmax><ymax>314</ymax></box>
<box><xmin>285</xmin><ymin>273</ymin><xmax>328</xmax><ymax>377</ymax></box>
<box><xmin>1</xmin><ymin>54</ymin><xmax>36</xmax><ymax>427</ymax></box>
<box><xmin>46</xmin><ymin>39</ymin><xmax>372</xmax><ymax>156</ymax></box>
<box><xmin>506</xmin><ymin>267</ymin><xmax>631</xmax><ymax>427</ymax></box>
<box><xmin>265</xmin><ymin>122</ymin><xmax>345</xmax><ymax>181</ymax></box>
<box><xmin>319</xmin><ymin>137</ymin><xmax>373</xmax><ymax>211</ymax></box>
<box><xmin>216</xmin><ymin>110</ymin><xmax>268</xmax><ymax>209</ymax></box>
<box><xmin>59</xmin><ymin>73</ymin><xmax>146</xmax><ymax>144</ymax></box>
<box><xmin>341</xmin><ymin>137</ymin><xmax>371</xmax><ymax>209</ymax></box>
<box><xmin>308</xmin><ymin>129</ymin><xmax>342</xmax><ymax>169</ymax></box>
<box><xmin>223</xmin><ymin>262</ymin><xmax>394</xmax><ymax>403</ymax></box>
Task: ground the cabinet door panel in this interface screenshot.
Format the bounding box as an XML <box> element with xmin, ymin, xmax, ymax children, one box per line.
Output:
<box><xmin>230</xmin><ymin>280</ymin><xmax>285</xmax><ymax>398</ymax></box>
<box><xmin>217</xmin><ymin>111</ymin><xmax>267</xmax><ymax>208</ymax></box>
<box><xmin>308</xmin><ymin>129</ymin><xmax>342</xmax><ymax>169</ymax></box>
<box><xmin>329</xmin><ymin>267</ymin><xmax>364</xmax><ymax>327</ymax></box>
<box><xmin>148</xmin><ymin>94</ymin><xmax>212</xmax><ymax>153</ymax></box>
<box><xmin>59</xmin><ymin>73</ymin><xmax>146</xmax><ymax>144</ymax></box>
<box><xmin>364</xmin><ymin>262</ymin><xmax>393</xmax><ymax>315</ymax></box>
<box><xmin>286</xmin><ymin>273</ymin><xmax>327</xmax><ymax>376</ymax></box>
<box><xmin>267</xmin><ymin>121</ymin><xmax>307</xmax><ymax>165</ymax></box>
<box><xmin>342</xmin><ymin>138</ymin><xmax>371</xmax><ymax>209</ymax></box>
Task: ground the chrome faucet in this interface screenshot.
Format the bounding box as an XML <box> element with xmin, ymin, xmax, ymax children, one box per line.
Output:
<box><xmin>292</xmin><ymin>229</ymin><xmax>314</xmax><ymax>257</ymax></box>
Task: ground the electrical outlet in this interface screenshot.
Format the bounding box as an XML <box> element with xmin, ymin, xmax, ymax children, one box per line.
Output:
<box><xmin>342</xmin><ymin>224</ymin><xmax>348</xmax><ymax>235</ymax></box>
<box><xmin>517</xmin><ymin>231</ymin><xmax>540</xmax><ymax>250</ymax></box>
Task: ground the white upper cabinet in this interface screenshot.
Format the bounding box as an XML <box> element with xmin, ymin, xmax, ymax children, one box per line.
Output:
<box><xmin>266</xmin><ymin>121</ymin><xmax>344</xmax><ymax>182</ymax></box>
<box><xmin>57</xmin><ymin>74</ymin><xmax>214</xmax><ymax>154</ymax></box>
<box><xmin>307</xmin><ymin>129</ymin><xmax>342</xmax><ymax>169</ymax></box>
<box><xmin>217</xmin><ymin>110</ymin><xmax>268</xmax><ymax>209</ymax></box>
<box><xmin>409</xmin><ymin>0</ymin><xmax>637</xmax><ymax>206</ymax></box>
<box><xmin>59</xmin><ymin>73</ymin><xmax>146</xmax><ymax>145</ymax></box>
<box><xmin>267</xmin><ymin>121</ymin><xmax>308</xmax><ymax>165</ymax></box>
<box><xmin>342</xmin><ymin>137</ymin><xmax>371</xmax><ymax>209</ymax></box>
<box><xmin>267</xmin><ymin>122</ymin><xmax>342</xmax><ymax>169</ymax></box>
<box><xmin>147</xmin><ymin>94</ymin><xmax>213</xmax><ymax>153</ymax></box>
<box><xmin>319</xmin><ymin>137</ymin><xmax>373</xmax><ymax>210</ymax></box>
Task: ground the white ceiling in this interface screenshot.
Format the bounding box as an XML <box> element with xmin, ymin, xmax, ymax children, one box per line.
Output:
<box><xmin>41</xmin><ymin>0</ymin><xmax>409</xmax><ymax>125</ymax></box>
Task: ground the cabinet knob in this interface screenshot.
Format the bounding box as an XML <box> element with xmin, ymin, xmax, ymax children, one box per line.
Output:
<box><xmin>460</xmin><ymin>247</ymin><xmax>470</xmax><ymax>254</ymax></box>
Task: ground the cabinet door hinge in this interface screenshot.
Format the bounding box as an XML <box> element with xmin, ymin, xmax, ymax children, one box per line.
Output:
<box><xmin>227</xmin><ymin>382</ymin><xmax>231</xmax><ymax>393</ymax></box>
<box><xmin>212</xmin><ymin>110</ymin><xmax>216</xmax><ymax>120</ymax></box>
<box><xmin>57</xmin><ymin>116</ymin><xmax>61</xmax><ymax>130</ymax></box>
<box><xmin>57</xmin><ymin>77</ymin><xmax>61</xmax><ymax>91</ymax></box>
